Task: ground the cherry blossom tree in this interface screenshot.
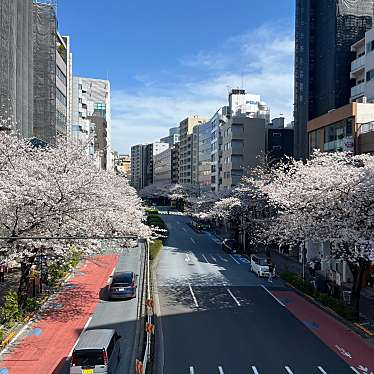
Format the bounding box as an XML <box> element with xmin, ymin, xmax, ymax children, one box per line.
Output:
<box><xmin>0</xmin><ymin>132</ymin><xmax>150</xmax><ymax>308</ymax></box>
<box><xmin>249</xmin><ymin>151</ymin><xmax>374</xmax><ymax>318</ymax></box>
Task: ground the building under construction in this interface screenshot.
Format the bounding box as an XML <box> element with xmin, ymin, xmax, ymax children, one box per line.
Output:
<box><xmin>294</xmin><ymin>0</ymin><xmax>374</xmax><ymax>160</ymax></box>
<box><xmin>0</xmin><ymin>0</ymin><xmax>34</xmax><ymax>136</ymax></box>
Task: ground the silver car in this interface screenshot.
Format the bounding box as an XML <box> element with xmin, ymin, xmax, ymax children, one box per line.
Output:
<box><xmin>70</xmin><ymin>329</ymin><xmax>121</xmax><ymax>374</ymax></box>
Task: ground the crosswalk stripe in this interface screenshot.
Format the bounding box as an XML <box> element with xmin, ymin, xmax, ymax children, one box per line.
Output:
<box><xmin>189</xmin><ymin>366</ymin><xmax>194</xmax><ymax>374</ymax></box>
<box><xmin>318</xmin><ymin>366</ymin><xmax>328</xmax><ymax>374</ymax></box>
<box><xmin>202</xmin><ymin>254</ymin><xmax>209</xmax><ymax>263</ymax></box>
<box><xmin>229</xmin><ymin>254</ymin><xmax>241</xmax><ymax>264</ymax></box>
<box><xmin>227</xmin><ymin>288</ymin><xmax>241</xmax><ymax>306</ymax></box>
<box><xmin>285</xmin><ymin>367</ymin><xmax>293</xmax><ymax>374</ymax></box>
<box><xmin>218</xmin><ymin>366</ymin><xmax>224</xmax><ymax>374</ymax></box>
<box><xmin>350</xmin><ymin>368</ymin><xmax>360</xmax><ymax>374</ymax></box>
<box><xmin>251</xmin><ymin>366</ymin><xmax>260</xmax><ymax>374</ymax></box>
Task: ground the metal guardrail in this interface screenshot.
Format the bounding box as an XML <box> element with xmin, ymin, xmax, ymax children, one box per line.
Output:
<box><xmin>136</xmin><ymin>239</ymin><xmax>154</xmax><ymax>374</ymax></box>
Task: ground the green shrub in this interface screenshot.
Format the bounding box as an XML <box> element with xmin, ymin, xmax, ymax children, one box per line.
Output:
<box><xmin>0</xmin><ymin>328</ymin><xmax>4</xmax><ymax>342</ymax></box>
<box><xmin>145</xmin><ymin>209</ymin><xmax>159</xmax><ymax>215</ymax></box>
<box><xmin>24</xmin><ymin>298</ymin><xmax>40</xmax><ymax>314</ymax></box>
<box><xmin>0</xmin><ymin>290</ymin><xmax>21</xmax><ymax>326</ymax></box>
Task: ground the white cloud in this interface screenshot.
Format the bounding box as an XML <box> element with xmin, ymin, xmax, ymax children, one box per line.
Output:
<box><xmin>112</xmin><ymin>21</ymin><xmax>294</xmax><ymax>153</ymax></box>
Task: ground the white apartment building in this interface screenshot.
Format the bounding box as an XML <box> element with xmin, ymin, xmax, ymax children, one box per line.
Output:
<box><xmin>179</xmin><ymin>116</ymin><xmax>207</xmax><ymax>184</ymax></box>
<box><xmin>72</xmin><ymin>77</ymin><xmax>112</xmax><ymax>170</ymax></box>
<box><xmin>351</xmin><ymin>28</ymin><xmax>374</xmax><ymax>103</ymax></box>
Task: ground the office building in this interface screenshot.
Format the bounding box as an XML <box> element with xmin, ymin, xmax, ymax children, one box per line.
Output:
<box><xmin>221</xmin><ymin>116</ymin><xmax>266</xmax><ymax>189</ymax></box>
<box><xmin>308</xmin><ymin>102</ymin><xmax>374</xmax><ymax>155</ymax></box>
<box><xmin>267</xmin><ymin>117</ymin><xmax>294</xmax><ymax>165</ymax></box>
<box><xmin>179</xmin><ymin>116</ymin><xmax>207</xmax><ymax>184</ymax></box>
<box><xmin>153</xmin><ymin>148</ymin><xmax>172</xmax><ymax>185</ymax></box>
<box><xmin>72</xmin><ymin>77</ymin><xmax>112</xmax><ymax>169</ymax></box>
<box><xmin>171</xmin><ymin>144</ymin><xmax>180</xmax><ymax>184</ymax></box>
<box><xmin>192</xmin><ymin>122</ymin><xmax>212</xmax><ymax>191</ymax></box>
<box><xmin>130</xmin><ymin>142</ymin><xmax>169</xmax><ymax>190</ymax></box>
<box><xmin>160</xmin><ymin>126</ymin><xmax>180</xmax><ymax>147</ymax></box>
<box><xmin>294</xmin><ymin>0</ymin><xmax>374</xmax><ymax>160</ymax></box>
<box><xmin>0</xmin><ymin>0</ymin><xmax>34</xmax><ymax>136</ymax></box>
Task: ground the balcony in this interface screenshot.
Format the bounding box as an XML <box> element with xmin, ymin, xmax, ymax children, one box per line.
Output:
<box><xmin>350</xmin><ymin>55</ymin><xmax>365</xmax><ymax>78</ymax></box>
<box><xmin>351</xmin><ymin>82</ymin><xmax>365</xmax><ymax>100</ymax></box>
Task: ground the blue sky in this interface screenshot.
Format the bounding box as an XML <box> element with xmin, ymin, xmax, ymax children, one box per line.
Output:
<box><xmin>59</xmin><ymin>0</ymin><xmax>295</xmax><ymax>154</ymax></box>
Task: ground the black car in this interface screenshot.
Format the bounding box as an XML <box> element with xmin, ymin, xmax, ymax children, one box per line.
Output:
<box><xmin>108</xmin><ymin>271</ymin><xmax>137</xmax><ymax>300</ymax></box>
<box><xmin>222</xmin><ymin>239</ymin><xmax>239</xmax><ymax>254</ymax></box>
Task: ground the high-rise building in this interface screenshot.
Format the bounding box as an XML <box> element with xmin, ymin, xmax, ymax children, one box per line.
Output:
<box><xmin>72</xmin><ymin>77</ymin><xmax>112</xmax><ymax>169</ymax></box>
<box><xmin>0</xmin><ymin>0</ymin><xmax>34</xmax><ymax>136</ymax></box>
<box><xmin>178</xmin><ymin>116</ymin><xmax>207</xmax><ymax>184</ymax></box>
<box><xmin>160</xmin><ymin>126</ymin><xmax>180</xmax><ymax>147</ymax></box>
<box><xmin>294</xmin><ymin>0</ymin><xmax>374</xmax><ymax>160</ymax></box>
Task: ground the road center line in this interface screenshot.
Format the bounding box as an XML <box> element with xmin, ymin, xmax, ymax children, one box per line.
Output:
<box><xmin>285</xmin><ymin>366</ymin><xmax>293</xmax><ymax>374</ymax></box>
<box><xmin>188</xmin><ymin>283</ymin><xmax>199</xmax><ymax>308</ymax></box>
<box><xmin>218</xmin><ymin>366</ymin><xmax>224</xmax><ymax>374</ymax></box>
<box><xmin>226</xmin><ymin>288</ymin><xmax>241</xmax><ymax>306</ymax></box>
<box><xmin>317</xmin><ymin>367</ymin><xmax>328</xmax><ymax>374</ymax></box>
<box><xmin>261</xmin><ymin>285</ymin><xmax>285</xmax><ymax>307</ymax></box>
<box><xmin>202</xmin><ymin>254</ymin><xmax>210</xmax><ymax>263</ymax></box>
<box><xmin>182</xmin><ymin>227</ymin><xmax>187</xmax><ymax>232</ymax></box>
<box><xmin>229</xmin><ymin>254</ymin><xmax>241</xmax><ymax>264</ymax></box>
<box><xmin>191</xmin><ymin>238</ymin><xmax>196</xmax><ymax>245</ymax></box>
<box><xmin>251</xmin><ymin>366</ymin><xmax>260</xmax><ymax>374</ymax></box>
<box><xmin>189</xmin><ymin>366</ymin><xmax>194</xmax><ymax>374</ymax></box>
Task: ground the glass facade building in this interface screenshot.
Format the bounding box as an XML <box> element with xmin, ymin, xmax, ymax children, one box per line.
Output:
<box><xmin>294</xmin><ymin>0</ymin><xmax>374</xmax><ymax>160</ymax></box>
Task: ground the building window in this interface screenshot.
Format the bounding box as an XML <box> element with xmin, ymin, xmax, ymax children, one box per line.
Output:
<box><xmin>367</xmin><ymin>69</ymin><xmax>374</xmax><ymax>82</ymax></box>
<box><xmin>56</xmin><ymin>66</ymin><xmax>67</xmax><ymax>85</ymax></box>
<box><xmin>56</xmin><ymin>87</ymin><xmax>67</xmax><ymax>105</ymax></box>
<box><xmin>272</xmin><ymin>145</ymin><xmax>282</xmax><ymax>151</ymax></box>
<box><xmin>367</xmin><ymin>40</ymin><xmax>374</xmax><ymax>53</ymax></box>
<box><xmin>272</xmin><ymin>132</ymin><xmax>282</xmax><ymax>137</ymax></box>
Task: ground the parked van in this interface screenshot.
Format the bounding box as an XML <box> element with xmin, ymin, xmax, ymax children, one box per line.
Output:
<box><xmin>70</xmin><ymin>329</ymin><xmax>121</xmax><ymax>374</ymax></box>
<box><xmin>250</xmin><ymin>255</ymin><xmax>270</xmax><ymax>277</ymax></box>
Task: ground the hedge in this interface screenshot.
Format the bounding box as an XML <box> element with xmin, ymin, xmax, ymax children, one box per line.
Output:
<box><xmin>281</xmin><ymin>271</ymin><xmax>356</xmax><ymax>322</ymax></box>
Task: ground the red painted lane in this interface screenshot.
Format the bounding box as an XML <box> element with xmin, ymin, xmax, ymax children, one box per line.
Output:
<box><xmin>273</xmin><ymin>290</ymin><xmax>374</xmax><ymax>373</ymax></box>
<box><xmin>1</xmin><ymin>254</ymin><xmax>118</xmax><ymax>374</ymax></box>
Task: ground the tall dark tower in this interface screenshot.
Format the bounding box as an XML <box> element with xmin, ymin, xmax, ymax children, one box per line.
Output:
<box><xmin>294</xmin><ymin>0</ymin><xmax>374</xmax><ymax>160</ymax></box>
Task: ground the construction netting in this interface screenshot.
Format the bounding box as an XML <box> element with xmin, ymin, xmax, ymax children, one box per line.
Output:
<box><xmin>32</xmin><ymin>2</ymin><xmax>57</xmax><ymax>143</ymax></box>
<box><xmin>0</xmin><ymin>0</ymin><xmax>34</xmax><ymax>137</ymax></box>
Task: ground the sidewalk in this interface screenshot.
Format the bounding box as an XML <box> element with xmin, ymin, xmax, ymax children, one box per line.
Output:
<box><xmin>267</xmin><ymin>249</ymin><xmax>374</xmax><ymax>328</ymax></box>
<box><xmin>0</xmin><ymin>254</ymin><xmax>118</xmax><ymax>374</ymax></box>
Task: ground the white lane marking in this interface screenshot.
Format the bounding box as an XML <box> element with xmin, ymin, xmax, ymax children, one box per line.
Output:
<box><xmin>211</xmin><ymin>255</ymin><xmax>217</xmax><ymax>262</ymax></box>
<box><xmin>67</xmin><ymin>316</ymin><xmax>93</xmax><ymax>358</ymax></box>
<box><xmin>218</xmin><ymin>366</ymin><xmax>224</xmax><ymax>374</ymax></box>
<box><xmin>107</xmin><ymin>267</ymin><xmax>116</xmax><ymax>284</ymax></box>
<box><xmin>229</xmin><ymin>254</ymin><xmax>241</xmax><ymax>264</ymax></box>
<box><xmin>285</xmin><ymin>367</ymin><xmax>293</xmax><ymax>374</ymax></box>
<box><xmin>202</xmin><ymin>254</ymin><xmax>210</xmax><ymax>263</ymax></box>
<box><xmin>317</xmin><ymin>367</ymin><xmax>328</xmax><ymax>374</ymax></box>
<box><xmin>350</xmin><ymin>368</ymin><xmax>360</xmax><ymax>374</ymax></box>
<box><xmin>182</xmin><ymin>227</ymin><xmax>187</xmax><ymax>232</ymax></box>
<box><xmin>185</xmin><ymin>254</ymin><xmax>191</xmax><ymax>263</ymax></box>
<box><xmin>251</xmin><ymin>367</ymin><xmax>260</xmax><ymax>374</ymax></box>
<box><xmin>191</xmin><ymin>238</ymin><xmax>196</xmax><ymax>245</ymax></box>
<box><xmin>188</xmin><ymin>283</ymin><xmax>199</xmax><ymax>308</ymax></box>
<box><xmin>189</xmin><ymin>367</ymin><xmax>194</xmax><ymax>374</ymax></box>
<box><xmin>219</xmin><ymin>255</ymin><xmax>228</xmax><ymax>262</ymax></box>
<box><xmin>226</xmin><ymin>288</ymin><xmax>241</xmax><ymax>307</ymax></box>
<box><xmin>261</xmin><ymin>285</ymin><xmax>285</xmax><ymax>307</ymax></box>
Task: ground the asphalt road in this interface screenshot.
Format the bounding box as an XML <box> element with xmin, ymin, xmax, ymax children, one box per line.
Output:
<box><xmin>155</xmin><ymin>213</ymin><xmax>354</xmax><ymax>374</ymax></box>
<box><xmin>61</xmin><ymin>246</ymin><xmax>144</xmax><ymax>374</ymax></box>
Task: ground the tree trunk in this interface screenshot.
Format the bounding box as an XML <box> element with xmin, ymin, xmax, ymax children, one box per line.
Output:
<box><xmin>348</xmin><ymin>259</ymin><xmax>369</xmax><ymax>321</ymax></box>
<box><xmin>18</xmin><ymin>255</ymin><xmax>36</xmax><ymax>310</ymax></box>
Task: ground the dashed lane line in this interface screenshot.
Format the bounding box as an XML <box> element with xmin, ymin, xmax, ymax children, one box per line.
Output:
<box><xmin>202</xmin><ymin>254</ymin><xmax>210</xmax><ymax>263</ymax></box>
<box><xmin>218</xmin><ymin>255</ymin><xmax>228</xmax><ymax>262</ymax></box>
<box><xmin>182</xmin><ymin>227</ymin><xmax>187</xmax><ymax>232</ymax></box>
<box><xmin>229</xmin><ymin>254</ymin><xmax>241</xmax><ymax>264</ymax></box>
<box><xmin>218</xmin><ymin>366</ymin><xmax>225</xmax><ymax>374</ymax></box>
<box><xmin>191</xmin><ymin>238</ymin><xmax>196</xmax><ymax>245</ymax></box>
<box><xmin>211</xmin><ymin>255</ymin><xmax>217</xmax><ymax>262</ymax></box>
<box><xmin>285</xmin><ymin>367</ymin><xmax>294</xmax><ymax>374</ymax></box>
<box><xmin>318</xmin><ymin>367</ymin><xmax>328</xmax><ymax>374</ymax></box>
<box><xmin>261</xmin><ymin>285</ymin><xmax>286</xmax><ymax>307</ymax></box>
<box><xmin>189</xmin><ymin>367</ymin><xmax>194</xmax><ymax>374</ymax></box>
<box><xmin>251</xmin><ymin>367</ymin><xmax>260</xmax><ymax>374</ymax></box>
<box><xmin>226</xmin><ymin>288</ymin><xmax>241</xmax><ymax>307</ymax></box>
<box><xmin>188</xmin><ymin>283</ymin><xmax>199</xmax><ymax>308</ymax></box>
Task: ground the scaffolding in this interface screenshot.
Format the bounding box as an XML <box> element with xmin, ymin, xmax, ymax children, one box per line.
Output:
<box><xmin>32</xmin><ymin>0</ymin><xmax>57</xmax><ymax>143</ymax></box>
